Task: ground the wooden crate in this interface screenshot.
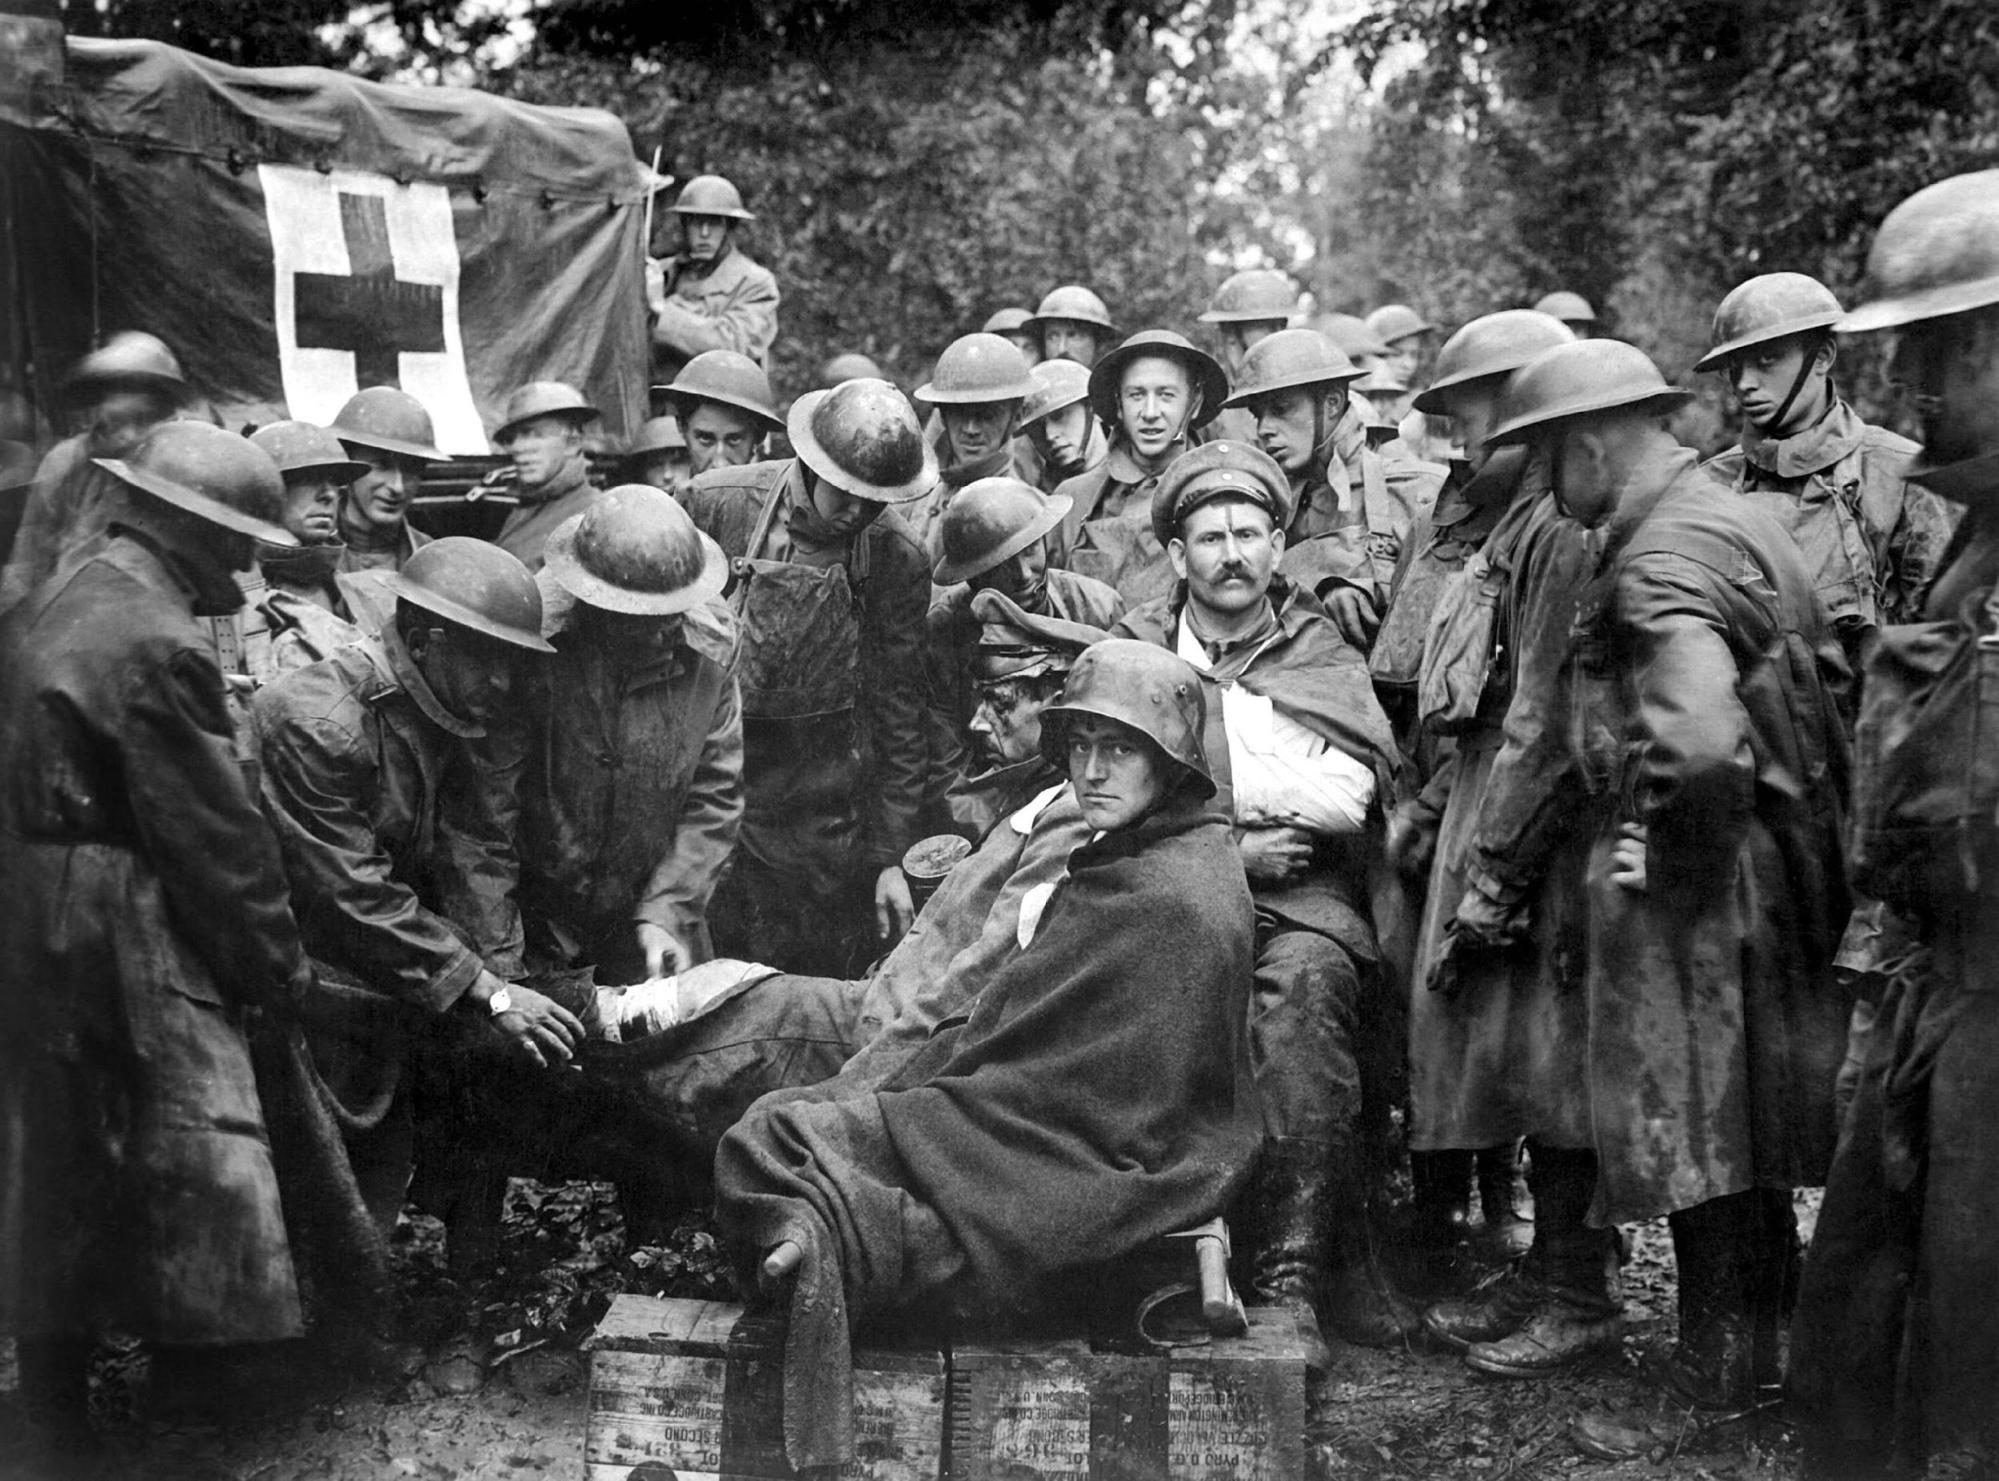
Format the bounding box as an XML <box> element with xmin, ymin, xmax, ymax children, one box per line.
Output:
<box><xmin>946</xmin><ymin>1308</ymin><xmax>1309</xmax><ymax>1481</ymax></box>
<box><xmin>587</xmin><ymin>1295</ymin><xmax>947</xmax><ymax>1481</ymax></box>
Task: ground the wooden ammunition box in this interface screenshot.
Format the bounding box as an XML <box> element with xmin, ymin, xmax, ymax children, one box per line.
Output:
<box><xmin>946</xmin><ymin>1308</ymin><xmax>1309</xmax><ymax>1481</ymax></box>
<box><xmin>587</xmin><ymin>1295</ymin><xmax>947</xmax><ymax>1481</ymax></box>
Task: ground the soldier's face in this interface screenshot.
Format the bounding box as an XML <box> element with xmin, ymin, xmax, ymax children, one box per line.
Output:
<box><xmin>1171</xmin><ymin>497</ymin><xmax>1281</xmax><ymax>619</ymax></box>
<box><xmin>1550</xmin><ymin>428</ymin><xmax>1615</xmax><ymax>528</ymax></box>
<box><xmin>684</xmin><ymin>401</ymin><xmax>762</xmax><ymax>476</ymax></box>
<box><xmin>1120</xmin><ymin>357</ymin><xmax>1197</xmax><ymax>462</ymax></box>
<box><xmin>1042</xmin><ymin>321</ymin><xmax>1101</xmax><ymax>369</ymax></box>
<box><xmin>282</xmin><ymin>474</ymin><xmax>343</xmax><ymax>544</ymax></box>
<box><xmin>968</xmin><ymin>542</ymin><xmax>1045</xmax><ymax>599</ymax></box>
<box><xmin>1250</xmin><ymin>386</ymin><xmax>1341</xmax><ymax>475</ymax></box>
<box><xmin>682</xmin><ymin>215</ymin><xmax>731</xmax><ymax>262</ymax></box>
<box><xmin>1220</xmin><ymin>321</ymin><xmax>1285</xmax><ymax>378</ymax></box>
<box><xmin>1889</xmin><ymin>315</ymin><xmax>1999</xmax><ymax>464</ymax></box>
<box><xmin>1383</xmin><ymin>337</ymin><xmax>1423</xmax><ymax>387</ymax></box>
<box><xmin>970</xmin><ymin>677</ymin><xmax>1046</xmax><ymax>766</ymax></box>
<box><xmin>1028</xmin><ymin>402</ymin><xmax>1093</xmax><ymax>475</ymax></box>
<box><xmin>410</xmin><ymin>623</ymin><xmax>515</xmax><ymax>723</ymax></box>
<box><xmin>638</xmin><ymin>450</ymin><xmax>691</xmax><ymax>493</ymax></box>
<box><xmin>346</xmin><ymin>448</ymin><xmax>423</xmax><ymax>534</ymax></box>
<box><xmin>1003</xmin><ymin>331</ymin><xmax>1043</xmax><ymax>369</ymax></box>
<box><xmin>1726</xmin><ymin>333</ymin><xmax>1826</xmax><ymax>433</ymax></box>
<box><xmin>1441</xmin><ymin>384</ymin><xmax>1500</xmax><ymax>472</ymax></box>
<box><xmin>1065</xmin><ymin>715</ymin><xmax>1168</xmax><ymax>833</ymax></box>
<box><xmin>88</xmin><ymin>388</ymin><xmax>174</xmax><ymax>459</ymax></box>
<box><xmin>941</xmin><ymin>401</ymin><xmax>1018</xmax><ymax>465</ymax></box>
<box><xmin>504</xmin><ymin>415</ymin><xmax>584</xmax><ymax>489</ymax></box>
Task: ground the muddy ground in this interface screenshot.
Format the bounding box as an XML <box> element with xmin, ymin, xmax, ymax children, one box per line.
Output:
<box><xmin>0</xmin><ymin>1182</ymin><xmax>1812</xmax><ymax>1480</ymax></box>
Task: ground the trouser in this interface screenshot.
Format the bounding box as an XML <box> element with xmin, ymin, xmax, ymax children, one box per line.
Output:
<box><xmin>708</xmin><ymin>846</ymin><xmax>877</xmax><ymax>978</ymax></box>
<box><xmin>1248</xmin><ymin>923</ymin><xmax>1367</xmax><ymax>1144</ymax></box>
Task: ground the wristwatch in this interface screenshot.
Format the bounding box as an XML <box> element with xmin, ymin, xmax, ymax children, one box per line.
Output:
<box><xmin>487</xmin><ymin>985</ymin><xmax>514</xmax><ymax>1017</ymax></box>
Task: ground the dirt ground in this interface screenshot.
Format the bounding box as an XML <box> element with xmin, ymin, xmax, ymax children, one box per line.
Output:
<box><xmin>0</xmin><ymin>1183</ymin><xmax>1814</xmax><ymax>1480</ymax></box>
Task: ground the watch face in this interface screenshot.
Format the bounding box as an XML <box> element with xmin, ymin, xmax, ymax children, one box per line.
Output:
<box><xmin>489</xmin><ymin>986</ymin><xmax>514</xmax><ymax>1016</ymax></box>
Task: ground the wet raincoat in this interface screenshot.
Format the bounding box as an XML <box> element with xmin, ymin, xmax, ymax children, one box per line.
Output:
<box><xmin>1046</xmin><ymin>440</ymin><xmax>1187</xmax><ymax>605</ymax></box>
<box><xmin>0</xmin><ymin>533</ymin><xmax>313</xmax><ymax>1343</ymax></box>
<box><xmin>1565</xmin><ymin>446</ymin><xmax>1850</xmax><ymax>1225</ymax></box>
<box><xmin>651</xmin><ymin>245</ymin><xmax>780</xmax><ymax>381</ymax></box>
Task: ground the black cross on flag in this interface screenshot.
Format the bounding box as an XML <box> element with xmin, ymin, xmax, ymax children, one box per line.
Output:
<box><xmin>293</xmin><ymin>193</ymin><xmax>448</xmax><ymax>389</ymax></box>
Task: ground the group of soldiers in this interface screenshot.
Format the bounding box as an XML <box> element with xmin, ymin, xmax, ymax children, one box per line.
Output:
<box><xmin>1</xmin><ymin>161</ymin><xmax>1995</xmax><ymax>1479</ymax></box>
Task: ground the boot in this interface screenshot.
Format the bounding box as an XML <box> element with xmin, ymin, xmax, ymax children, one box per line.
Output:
<box><xmin>1475</xmin><ymin>1143</ymin><xmax>1534</xmax><ymax>1263</ymax></box>
<box><xmin>1422</xmin><ymin>1257</ymin><xmax>1545</xmax><ymax>1352</ymax></box>
<box><xmin>1748</xmin><ymin>1187</ymin><xmax>1797</xmax><ymax>1393</ymax></box>
<box><xmin>1648</xmin><ymin>1193</ymin><xmax>1759</xmax><ymax>1410</ymax></box>
<box><xmin>1319</xmin><ymin>1140</ymin><xmax>1424</xmax><ymax>1350</ymax></box>
<box><xmin>1400</xmin><ymin>1148</ymin><xmax>1475</xmax><ymax>1297</ymax></box>
<box><xmin>1463</xmin><ymin>1145</ymin><xmax>1623</xmax><ymax>1378</ymax></box>
<box><xmin>1240</xmin><ymin>1137</ymin><xmax>1335</xmax><ymax>1370</ymax></box>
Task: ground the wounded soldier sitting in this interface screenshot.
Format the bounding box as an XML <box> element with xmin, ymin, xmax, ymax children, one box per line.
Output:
<box><xmin>712</xmin><ymin>638</ymin><xmax>1263</xmax><ymax>1472</ymax></box>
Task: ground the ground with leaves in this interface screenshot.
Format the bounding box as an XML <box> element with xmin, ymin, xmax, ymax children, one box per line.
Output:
<box><xmin>0</xmin><ymin>1182</ymin><xmax>1812</xmax><ymax>1480</ymax></box>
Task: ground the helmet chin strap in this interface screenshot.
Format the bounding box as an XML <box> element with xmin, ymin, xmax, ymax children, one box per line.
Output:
<box><xmin>1763</xmin><ymin>335</ymin><xmax>1827</xmax><ymax>436</ymax></box>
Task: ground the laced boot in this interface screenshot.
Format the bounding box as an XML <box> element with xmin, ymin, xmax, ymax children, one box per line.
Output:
<box><xmin>1475</xmin><ymin>1143</ymin><xmax>1534</xmax><ymax>1263</ymax></box>
<box><xmin>1464</xmin><ymin>1145</ymin><xmax>1623</xmax><ymax>1378</ymax></box>
<box><xmin>1423</xmin><ymin>1252</ymin><xmax>1546</xmax><ymax>1352</ymax></box>
<box><xmin>1319</xmin><ymin>1140</ymin><xmax>1424</xmax><ymax>1350</ymax></box>
<box><xmin>1241</xmin><ymin>1137</ymin><xmax>1334</xmax><ymax>1371</ymax></box>
<box><xmin>1647</xmin><ymin>1193</ymin><xmax>1759</xmax><ymax>1410</ymax></box>
<box><xmin>1399</xmin><ymin>1148</ymin><xmax>1475</xmax><ymax>1298</ymax></box>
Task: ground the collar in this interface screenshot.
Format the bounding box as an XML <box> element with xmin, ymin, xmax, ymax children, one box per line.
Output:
<box><xmin>1740</xmin><ymin>398</ymin><xmax>1865</xmax><ymax>479</ymax></box>
<box><xmin>1105</xmin><ymin>437</ymin><xmax>1183</xmax><ymax>485</ymax></box>
<box><xmin>338</xmin><ymin>505</ymin><xmax>410</xmax><ymax>555</ymax></box>
<box><xmin>1598</xmin><ymin>445</ymin><xmax>1699</xmax><ymax>565</ymax></box>
<box><xmin>375</xmin><ymin>624</ymin><xmax>484</xmax><ymax>738</ymax></box>
<box><xmin>942</xmin><ymin>445</ymin><xmax>1013</xmax><ymax>489</ymax></box>
<box><xmin>675</xmin><ymin>243</ymin><xmax>736</xmax><ymax>282</ymax></box>
<box><xmin>1180</xmin><ymin>596</ymin><xmax>1279</xmax><ymax>668</ymax></box>
<box><xmin>515</xmin><ymin>456</ymin><xmax>591</xmax><ymax>508</ymax></box>
<box><xmin>260</xmin><ymin>538</ymin><xmax>346</xmax><ymax>587</ymax></box>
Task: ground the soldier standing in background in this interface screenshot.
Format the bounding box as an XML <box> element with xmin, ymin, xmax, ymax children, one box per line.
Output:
<box><xmin>648</xmin><ymin>174</ymin><xmax>781</xmax><ymax>382</ymax></box>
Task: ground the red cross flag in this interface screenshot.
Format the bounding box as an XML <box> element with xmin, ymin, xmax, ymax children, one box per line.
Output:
<box><xmin>3</xmin><ymin>35</ymin><xmax>652</xmax><ymax>453</ymax></box>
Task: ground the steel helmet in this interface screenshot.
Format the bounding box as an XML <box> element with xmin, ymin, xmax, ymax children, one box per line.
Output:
<box><xmin>629</xmin><ymin>415</ymin><xmax>687</xmax><ymax>455</ymax></box>
<box><xmin>969</xmin><ymin>587</ymin><xmax>1106</xmax><ymax>681</ymax></box>
<box><xmin>1221</xmin><ymin>329</ymin><xmax>1364</xmax><ymax>409</ymax></box>
<box><xmin>1308</xmin><ymin>312</ymin><xmax>1392</xmax><ymax>361</ymax></box>
<box><xmin>786</xmin><ymin>378</ymin><xmax>939</xmax><ymax>503</ymax></box>
<box><xmin>1199</xmin><ymin>269</ymin><xmax>1299</xmax><ymax>325</ymax></box>
<box><xmin>1365</xmin><ymin>304</ymin><xmax>1434</xmax><ymax>345</ymax></box>
<box><xmin>493</xmin><ymin>381</ymin><xmax>600</xmax><ymax>444</ymax></box>
<box><xmin>914</xmin><ymin>333</ymin><xmax>1038</xmax><ymax>406</ymax></box>
<box><xmin>1018</xmin><ymin>359</ymin><xmax>1093</xmax><ymax>430</ymax></box>
<box><xmin>932</xmin><ymin>477</ymin><xmax>1074</xmax><ymax>584</ymax></box>
<box><xmin>1415</xmin><ymin>310</ymin><xmax>1577</xmax><ymax>413</ymax></box>
<box><xmin>65</xmin><ymin>331</ymin><xmax>189</xmax><ymax>402</ymax></box>
<box><xmin>1150</xmin><ymin>439</ymin><xmax>1292</xmax><ymax>549</ymax></box>
<box><xmin>982</xmin><ymin>306</ymin><xmax>1036</xmax><ymax>335</ymax></box>
<box><xmin>543</xmin><ymin>484</ymin><xmax>728</xmax><ymax>616</ymax></box>
<box><xmin>1356</xmin><ymin>364</ymin><xmax>1408</xmax><ymax>397</ymax></box>
<box><xmin>1026</xmin><ymin>285</ymin><xmax>1116</xmax><ymax>335</ymax></box>
<box><xmin>821</xmin><ymin>352</ymin><xmax>886</xmax><ymax>387</ymax></box>
<box><xmin>96</xmin><ymin>420</ymin><xmax>294</xmax><ymax>545</ymax></box>
<box><xmin>1486</xmin><ymin>340</ymin><xmax>1693</xmax><ymax>446</ymax></box>
<box><xmin>1039</xmin><ymin>638</ymin><xmax>1214</xmax><ymax>799</ymax></box>
<box><xmin>671</xmin><ymin>174</ymin><xmax>755</xmax><ymax>221</ymax></box>
<box><xmin>1087</xmin><ymin>330</ymin><xmax>1230</xmax><ymax>431</ymax></box>
<box><xmin>659</xmin><ymin>350</ymin><xmax>782</xmax><ymax>429</ymax></box>
<box><xmin>1533</xmin><ymin>291</ymin><xmax>1599</xmax><ymax>326</ymax></box>
<box><xmin>249</xmin><ymin>420</ymin><xmax>370</xmax><ymax>484</ymax></box>
<box><xmin>1693</xmin><ymin>273</ymin><xmax>1844</xmax><ymax>372</ymax></box>
<box><xmin>384</xmin><ymin>536</ymin><xmax>556</xmax><ymax>652</ymax></box>
<box><xmin>1843</xmin><ymin>170</ymin><xmax>1999</xmax><ymax>332</ymax></box>
<box><xmin>332</xmin><ymin>386</ymin><xmax>446</xmax><ymax>462</ymax></box>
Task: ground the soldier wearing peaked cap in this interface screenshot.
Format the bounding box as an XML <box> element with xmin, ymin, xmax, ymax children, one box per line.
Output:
<box><xmin>1481</xmin><ymin>338</ymin><xmax>1851</xmax><ymax>1413</ymax></box>
<box><xmin>648</xmin><ymin>173</ymin><xmax>781</xmax><ymax>382</ymax></box>
<box><xmin>493</xmin><ymin>380</ymin><xmax>607</xmax><ymax>572</ymax></box>
<box><xmin>923</xmin><ymin>476</ymin><xmax>1123</xmax><ymax>836</ymax></box>
<box><xmin>1789</xmin><ymin>168</ymin><xmax>1999</xmax><ymax>1480</ymax></box>
<box><xmin>1115</xmin><ymin>438</ymin><xmax>1417</xmax><ymax>1364</ymax></box>
<box><xmin>0</xmin><ymin>330</ymin><xmax>190</xmax><ymax>614</ymax></box>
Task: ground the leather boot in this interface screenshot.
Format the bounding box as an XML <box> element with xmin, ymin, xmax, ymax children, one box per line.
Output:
<box><xmin>1748</xmin><ymin>1188</ymin><xmax>1797</xmax><ymax>1393</ymax></box>
<box><xmin>1400</xmin><ymin>1148</ymin><xmax>1475</xmax><ymax>1298</ymax></box>
<box><xmin>1320</xmin><ymin>1140</ymin><xmax>1424</xmax><ymax>1349</ymax></box>
<box><xmin>1463</xmin><ymin>1145</ymin><xmax>1623</xmax><ymax>1378</ymax></box>
<box><xmin>1475</xmin><ymin>1143</ymin><xmax>1534</xmax><ymax>1262</ymax></box>
<box><xmin>1241</xmin><ymin>1137</ymin><xmax>1334</xmax><ymax>1370</ymax></box>
<box><xmin>1649</xmin><ymin>1193</ymin><xmax>1759</xmax><ymax>1410</ymax></box>
<box><xmin>1422</xmin><ymin>1256</ymin><xmax>1545</xmax><ymax>1352</ymax></box>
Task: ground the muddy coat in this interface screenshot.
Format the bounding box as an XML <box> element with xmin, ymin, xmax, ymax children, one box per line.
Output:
<box><xmin>1046</xmin><ymin>441</ymin><xmax>1188</xmax><ymax>606</ymax></box>
<box><xmin>0</xmin><ymin>433</ymin><xmax>130</xmax><ymax>613</ymax></box>
<box><xmin>1403</xmin><ymin>472</ymin><xmax>1599</xmax><ymax>1151</ymax></box>
<box><xmin>1565</xmin><ymin>446</ymin><xmax>1850</xmax><ymax>1225</ymax></box>
<box><xmin>1281</xmin><ymin>408</ymin><xmax>1447</xmax><ymax>620</ymax></box>
<box><xmin>1702</xmin><ymin>398</ymin><xmax>1957</xmax><ymax>672</ymax></box>
<box><xmin>0</xmin><ymin>533</ymin><xmax>312</xmax><ymax>1343</ymax></box>
<box><xmin>496</xmin><ymin>460</ymin><xmax>606</xmax><ymax>573</ymax></box>
<box><xmin>651</xmin><ymin>246</ymin><xmax>781</xmax><ymax>381</ymax></box>
<box><xmin>482</xmin><ymin>589</ymin><xmax>745</xmax><ymax>977</ymax></box>
<box><xmin>679</xmin><ymin>460</ymin><xmax>930</xmax><ymax>971</ymax></box>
